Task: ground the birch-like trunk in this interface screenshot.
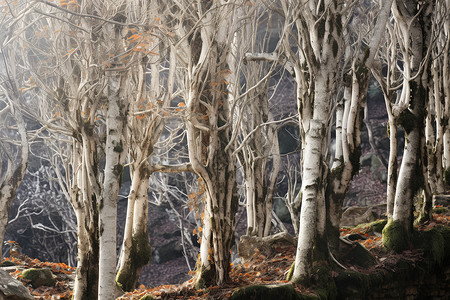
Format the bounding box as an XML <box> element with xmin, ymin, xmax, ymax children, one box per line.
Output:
<box><xmin>386</xmin><ymin>116</ymin><xmax>398</xmax><ymax>219</ymax></box>
<box><xmin>116</xmin><ymin>163</ymin><xmax>151</xmax><ymax>291</ymax></box>
<box><xmin>284</xmin><ymin>0</ymin><xmax>344</xmax><ymax>281</ymax></box>
<box><xmin>388</xmin><ymin>0</ymin><xmax>434</xmax><ymax>241</ymax></box>
<box><xmin>98</xmin><ymin>74</ymin><xmax>128</xmax><ymax>299</ymax></box>
<box><xmin>293</xmin><ymin>119</ymin><xmax>324</xmax><ymax>281</ymax></box>
<box><xmin>73</xmin><ymin>205</ymin><xmax>99</xmax><ymax>300</ymax></box>
<box><xmin>174</xmin><ymin>1</ymin><xmax>240</xmax><ymax>287</ymax></box>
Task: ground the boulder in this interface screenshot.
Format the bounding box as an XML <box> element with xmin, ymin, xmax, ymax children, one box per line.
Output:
<box><xmin>0</xmin><ymin>269</ymin><xmax>34</xmax><ymax>300</ymax></box>
<box><xmin>341</xmin><ymin>204</ymin><xmax>386</xmax><ymax>227</ymax></box>
<box><xmin>238</xmin><ymin>232</ymin><xmax>296</xmax><ymax>262</ymax></box>
<box><xmin>21</xmin><ymin>268</ymin><xmax>55</xmax><ymax>288</ymax></box>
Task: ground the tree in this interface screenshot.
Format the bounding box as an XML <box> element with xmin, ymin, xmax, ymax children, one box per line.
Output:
<box><xmin>273</xmin><ymin>0</ymin><xmax>347</xmax><ymax>281</ymax></box>
<box><xmin>7</xmin><ymin>0</ymin><xmax>142</xmax><ymax>297</ymax></box>
<box><xmin>381</xmin><ymin>0</ymin><xmax>436</xmax><ymax>250</ymax></box>
<box><xmin>0</xmin><ymin>60</ymin><xmax>29</xmax><ymax>259</ymax></box>
<box><xmin>116</xmin><ymin>1</ymin><xmax>182</xmax><ymax>287</ymax></box>
<box><xmin>0</xmin><ymin>4</ymin><xmax>30</xmax><ymax>258</ymax></box>
<box><xmin>233</xmin><ymin>5</ymin><xmax>282</xmax><ymax>238</ymax></box>
<box><xmin>171</xmin><ymin>0</ymin><xmax>245</xmax><ymax>287</ymax></box>
<box><xmin>326</xmin><ymin>0</ymin><xmax>393</xmax><ymax>251</ymax></box>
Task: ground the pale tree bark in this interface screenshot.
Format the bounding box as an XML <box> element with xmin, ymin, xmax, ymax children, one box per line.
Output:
<box><xmin>234</xmin><ymin>9</ymin><xmax>281</xmax><ymax>238</ymax></box>
<box><xmin>427</xmin><ymin>1</ymin><xmax>449</xmax><ymax>195</ymax></box>
<box><xmin>116</xmin><ymin>1</ymin><xmax>178</xmax><ymax>289</ymax></box>
<box><xmin>372</xmin><ymin>21</ymin><xmax>400</xmax><ymax>220</ymax></box>
<box><xmin>381</xmin><ymin>0</ymin><xmax>435</xmax><ymax>248</ymax></box>
<box><xmin>7</xmin><ymin>0</ymin><xmax>142</xmax><ymax>298</ymax></box>
<box><xmin>0</xmin><ymin>9</ymin><xmax>29</xmax><ymax>258</ymax></box>
<box><xmin>275</xmin><ymin>0</ymin><xmax>345</xmax><ymax>281</ymax></box>
<box><xmin>326</xmin><ymin>0</ymin><xmax>393</xmax><ymax>250</ymax></box>
<box><xmin>442</xmin><ymin>1</ymin><xmax>450</xmax><ymax>178</ymax></box>
<box><xmin>98</xmin><ymin>72</ymin><xmax>128</xmax><ymax>299</ymax></box>
<box><xmin>172</xmin><ymin>0</ymin><xmax>243</xmax><ymax>287</ymax></box>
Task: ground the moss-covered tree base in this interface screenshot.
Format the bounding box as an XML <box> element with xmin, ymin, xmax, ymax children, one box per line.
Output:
<box><xmin>382</xmin><ymin>219</ymin><xmax>410</xmax><ymax>252</ymax></box>
<box><xmin>116</xmin><ymin>232</ymin><xmax>152</xmax><ymax>292</ymax></box>
<box><xmin>193</xmin><ymin>263</ymin><xmax>217</xmax><ymax>290</ymax></box>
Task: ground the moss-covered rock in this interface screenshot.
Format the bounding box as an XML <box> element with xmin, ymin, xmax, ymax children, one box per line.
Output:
<box><xmin>230</xmin><ymin>283</ymin><xmax>307</xmax><ymax>300</ymax></box>
<box><xmin>356</xmin><ymin>219</ymin><xmax>387</xmax><ymax>234</ymax></box>
<box><xmin>0</xmin><ymin>260</ymin><xmax>18</xmax><ymax>267</ymax></box>
<box><xmin>21</xmin><ymin>268</ymin><xmax>55</xmax><ymax>288</ymax></box>
<box><xmin>0</xmin><ymin>269</ymin><xmax>35</xmax><ymax>300</ymax></box>
<box><xmin>382</xmin><ymin>219</ymin><xmax>410</xmax><ymax>252</ymax></box>
<box><xmin>414</xmin><ymin>226</ymin><xmax>450</xmax><ymax>266</ymax></box>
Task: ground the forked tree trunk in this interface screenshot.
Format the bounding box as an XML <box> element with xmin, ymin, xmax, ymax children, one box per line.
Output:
<box><xmin>385</xmin><ymin>0</ymin><xmax>434</xmax><ymax>249</ymax></box>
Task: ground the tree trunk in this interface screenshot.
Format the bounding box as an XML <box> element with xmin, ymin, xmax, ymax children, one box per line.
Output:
<box><xmin>98</xmin><ymin>74</ymin><xmax>128</xmax><ymax>299</ymax></box>
<box><xmin>191</xmin><ymin>126</ymin><xmax>238</xmax><ymax>287</ymax></box>
<box><xmin>389</xmin><ymin>0</ymin><xmax>434</xmax><ymax>239</ymax></box>
<box><xmin>73</xmin><ymin>206</ymin><xmax>99</xmax><ymax>300</ymax></box>
<box><xmin>116</xmin><ymin>164</ymin><xmax>151</xmax><ymax>291</ymax></box>
<box><xmin>292</xmin><ymin>119</ymin><xmax>324</xmax><ymax>282</ymax></box>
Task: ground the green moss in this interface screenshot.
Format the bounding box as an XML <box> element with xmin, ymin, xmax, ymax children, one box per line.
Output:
<box><xmin>0</xmin><ymin>260</ymin><xmax>17</xmax><ymax>267</ymax></box>
<box><xmin>382</xmin><ymin>220</ymin><xmax>410</xmax><ymax>252</ymax></box>
<box><xmin>116</xmin><ymin>232</ymin><xmax>152</xmax><ymax>292</ymax></box>
<box><xmin>286</xmin><ymin>262</ymin><xmax>295</xmax><ymax>281</ymax></box>
<box><xmin>22</xmin><ymin>268</ymin><xmax>55</xmax><ymax>288</ymax></box>
<box><xmin>356</xmin><ymin>219</ymin><xmax>387</xmax><ymax>234</ymax></box>
<box><xmin>230</xmin><ymin>283</ymin><xmax>303</xmax><ymax>300</ymax></box>
<box><xmin>310</xmin><ymin>263</ymin><xmax>337</xmax><ymax>299</ymax></box>
<box><xmin>335</xmin><ymin>270</ymin><xmax>371</xmax><ymax>299</ymax></box>
<box><xmin>444</xmin><ymin>168</ymin><xmax>450</xmax><ymax>185</ymax></box>
<box><xmin>193</xmin><ymin>263</ymin><xmax>215</xmax><ymax>290</ymax></box>
<box><xmin>414</xmin><ymin>226</ymin><xmax>450</xmax><ymax>266</ymax></box>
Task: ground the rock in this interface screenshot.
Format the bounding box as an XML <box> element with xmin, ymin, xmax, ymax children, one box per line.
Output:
<box><xmin>339</xmin><ymin>240</ymin><xmax>377</xmax><ymax>268</ymax></box>
<box><xmin>341</xmin><ymin>206</ymin><xmax>377</xmax><ymax>227</ymax></box>
<box><xmin>21</xmin><ymin>268</ymin><xmax>55</xmax><ymax>288</ymax></box>
<box><xmin>0</xmin><ymin>269</ymin><xmax>34</xmax><ymax>300</ymax></box>
<box><xmin>341</xmin><ymin>204</ymin><xmax>386</xmax><ymax>227</ymax></box>
<box><xmin>238</xmin><ymin>232</ymin><xmax>296</xmax><ymax>262</ymax></box>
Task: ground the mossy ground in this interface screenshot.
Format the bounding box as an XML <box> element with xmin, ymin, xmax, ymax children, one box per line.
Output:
<box><xmin>117</xmin><ymin>216</ymin><xmax>450</xmax><ymax>300</ymax></box>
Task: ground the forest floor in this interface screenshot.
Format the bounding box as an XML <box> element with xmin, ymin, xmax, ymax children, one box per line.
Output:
<box><xmin>1</xmin><ymin>211</ymin><xmax>449</xmax><ymax>299</ymax></box>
